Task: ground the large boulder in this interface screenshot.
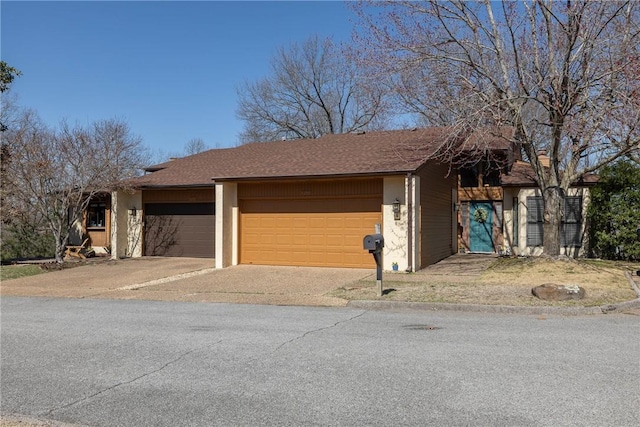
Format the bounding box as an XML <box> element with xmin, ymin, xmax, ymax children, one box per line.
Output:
<box><xmin>532</xmin><ymin>283</ymin><xmax>586</xmax><ymax>301</ymax></box>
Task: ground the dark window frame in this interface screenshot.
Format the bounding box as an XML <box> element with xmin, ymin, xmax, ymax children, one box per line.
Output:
<box><xmin>87</xmin><ymin>202</ymin><xmax>107</xmax><ymax>229</ymax></box>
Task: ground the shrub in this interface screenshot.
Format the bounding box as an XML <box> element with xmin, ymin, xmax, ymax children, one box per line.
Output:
<box><xmin>587</xmin><ymin>159</ymin><xmax>640</xmax><ymax>261</ymax></box>
<box><xmin>0</xmin><ymin>221</ymin><xmax>55</xmax><ymax>261</ymax></box>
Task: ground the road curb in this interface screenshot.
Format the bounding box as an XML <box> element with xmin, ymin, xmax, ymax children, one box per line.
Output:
<box><xmin>346</xmin><ymin>298</ymin><xmax>640</xmax><ymax>316</ymax></box>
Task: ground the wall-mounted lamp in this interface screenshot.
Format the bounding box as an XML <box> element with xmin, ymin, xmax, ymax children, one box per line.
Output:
<box><xmin>128</xmin><ymin>207</ymin><xmax>137</xmax><ymax>216</ymax></box>
<box><xmin>392</xmin><ymin>198</ymin><xmax>401</xmax><ymax>221</ymax></box>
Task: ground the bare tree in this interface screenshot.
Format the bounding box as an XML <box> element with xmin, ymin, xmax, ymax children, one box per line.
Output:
<box><xmin>184</xmin><ymin>137</ymin><xmax>208</xmax><ymax>156</ymax></box>
<box><xmin>236</xmin><ymin>35</ymin><xmax>391</xmax><ymax>143</ymax></box>
<box><xmin>354</xmin><ymin>0</ymin><xmax>640</xmax><ymax>256</ymax></box>
<box><xmin>1</xmin><ymin>63</ymin><xmax>21</xmax><ymax>217</ymax></box>
<box><xmin>3</xmin><ymin>111</ymin><xmax>148</xmax><ymax>262</ymax></box>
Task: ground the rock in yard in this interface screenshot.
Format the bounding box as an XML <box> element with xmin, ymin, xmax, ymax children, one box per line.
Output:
<box><xmin>532</xmin><ymin>283</ymin><xmax>586</xmax><ymax>301</ymax></box>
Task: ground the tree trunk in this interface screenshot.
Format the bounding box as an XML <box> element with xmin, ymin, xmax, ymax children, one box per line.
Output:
<box><xmin>53</xmin><ymin>231</ymin><xmax>67</xmax><ymax>264</ymax></box>
<box><xmin>54</xmin><ymin>241</ymin><xmax>65</xmax><ymax>264</ymax></box>
<box><xmin>543</xmin><ymin>187</ymin><xmax>564</xmax><ymax>257</ymax></box>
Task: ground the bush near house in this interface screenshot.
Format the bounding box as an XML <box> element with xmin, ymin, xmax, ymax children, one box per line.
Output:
<box><xmin>587</xmin><ymin>159</ymin><xmax>640</xmax><ymax>261</ymax></box>
<box><xmin>0</xmin><ymin>221</ymin><xmax>55</xmax><ymax>262</ymax></box>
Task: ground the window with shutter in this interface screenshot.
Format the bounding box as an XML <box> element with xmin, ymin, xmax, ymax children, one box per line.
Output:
<box><xmin>561</xmin><ymin>196</ymin><xmax>582</xmax><ymax>247</ymax></box>
<box><xmin>526</xmin><ymin>197</ymin><xmax>543</xmax><ymax>247</ymax></box>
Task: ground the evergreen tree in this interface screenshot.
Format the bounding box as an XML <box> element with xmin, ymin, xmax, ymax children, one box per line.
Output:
<box><xmin>588</xmin><ymin>159</ymin><xmax>640</xmax><ymax>260</ymax></box>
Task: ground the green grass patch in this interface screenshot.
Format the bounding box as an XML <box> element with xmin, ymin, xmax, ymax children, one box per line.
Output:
<box><xmin>0</xmin><ymin>264</ymin><xmax>45</xmax><ymax>280</ymax></box>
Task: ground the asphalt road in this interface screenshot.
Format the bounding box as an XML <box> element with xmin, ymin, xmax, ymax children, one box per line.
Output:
<box><xmin>1</xmin><ymin>297</ymin><xmax>639</xmax><ymax>426</ymax></box>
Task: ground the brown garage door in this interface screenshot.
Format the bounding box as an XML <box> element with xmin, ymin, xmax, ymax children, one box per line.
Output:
<box><xmin>240</xmin><ymin>197</ymin><xmax>381</xmax><ymax>268</ymax></box>
<box><xmin>144</xmin><ymin>203</ymin><xmax>215</xmax><ymax>258</ymax></box>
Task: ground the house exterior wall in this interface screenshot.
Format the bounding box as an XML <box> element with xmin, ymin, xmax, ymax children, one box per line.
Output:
<box><xmin>86</xmin><ymin>197</ymin><xmax>111</xmax><ymax>254</ymax></box>
<box><xmin>381</xmin><ymin>175</ymin><xmax>421</xmax><ymax>272</ymax></box>
<box><xmin>417</xmin><ymin>162</ymin><xmax>457</xmax><ymax>267</ymax></box>
<box><xmin>215</xmin><ymin>182</ymin><xmax>238</xmax><ymax>269</ymax></box>
<box><xmin>111</xmin><ymin>171</ymin><xmax>454</xmax><ymax>270</ymax></box>
<box><xmin>503</xmin><ymin>187</ymin><xmax>591</xmax><ymax>257</ymax></box>
<box><xmin>68</xmin><ymin>197</ymin><xmax>111</xmax><ymax>254</ymax></box>
<box><xmin>110</xmin><ymin>190</ymin><xmax>142</xmax><ymax>259</ymax></box>
<box><xmin>383</xmin><ymin>176</ymin><xmax>405</xmax><ymax>271</ymax></box>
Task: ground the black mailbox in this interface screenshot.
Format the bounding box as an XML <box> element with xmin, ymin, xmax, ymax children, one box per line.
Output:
<box><xmin>363</xmin><ymin>234</ymin><xmax>384</xmax><ymax>252</ymax></box>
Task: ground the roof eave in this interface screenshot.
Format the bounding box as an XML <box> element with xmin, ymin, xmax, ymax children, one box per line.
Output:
<box><xmin>211</xmin><ymin>170</ymin><xmax>417</xmax><ymax>182</ymax></box>
<box><xmin>134</xmin><ymin>183</ymin><xmax>216</xmax><ymax>189</ymax></box>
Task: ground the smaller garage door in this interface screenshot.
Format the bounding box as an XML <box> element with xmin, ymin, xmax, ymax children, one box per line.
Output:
<box><xmin>144</xmin><ymin>203</ymin><xmax>215</xmax><ymax>258</ymax></box>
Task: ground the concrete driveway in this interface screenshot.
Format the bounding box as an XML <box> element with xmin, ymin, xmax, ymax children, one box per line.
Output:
<box><xmin>1</xmin><ymin>257</ymin><xmax>376</xmax><ymax>307</ymax></box>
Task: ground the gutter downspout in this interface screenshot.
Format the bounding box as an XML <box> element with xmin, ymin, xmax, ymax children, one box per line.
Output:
<box><xmin>406</xmin><ymin>172</ymin><xmax>413</xmax><ymax>272</ymax></box>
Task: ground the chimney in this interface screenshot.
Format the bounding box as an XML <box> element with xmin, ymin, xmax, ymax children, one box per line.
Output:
<box><xmin>537</xmin><ymin>150</ymin><xmax>550</xmax><ymax>167</ymax></box>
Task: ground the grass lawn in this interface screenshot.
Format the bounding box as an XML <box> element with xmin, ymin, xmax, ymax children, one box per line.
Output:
<box><xmin>0</xmin><ymin>264</ymin><xmax>46</xmax><ymax>281</ymax></box>
<box><xmin>329</xmin><ymin>257</ymin><xmax>640</xmax><ymax>307</ymax></box>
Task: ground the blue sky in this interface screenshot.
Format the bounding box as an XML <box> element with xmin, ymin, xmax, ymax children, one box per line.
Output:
<box><xmin>1</xmin><ymin>0</ymin><xmax>356</xmax><ymax>157</ymax></box>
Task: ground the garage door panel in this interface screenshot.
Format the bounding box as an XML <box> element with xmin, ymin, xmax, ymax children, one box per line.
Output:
<box><xmin>292</xmin><ymin>235</ymin><xmax>309</xmax><ymax>245</ymax></box>
<box><xmin>240</xmin><ymin>198</ymin><xmax>381</xmax><ymax>268</ymax></box>
<box><xmin>144</xmin><ymin>203</ymin><xmax>214</xmax><ymax>258</ymax></box>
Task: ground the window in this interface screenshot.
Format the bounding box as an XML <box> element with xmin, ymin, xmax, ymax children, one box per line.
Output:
<box><xmin>460</xmin><ymin>166</ymin><xmax>479</xmax><ymax>187</ymax></box>
<box><xmin>87</xmin><ymin>203</ymin><xmax>106</xmax><ymax>228</ymax></box>
<box><xmin>526</xmin><ymin>196</ymin><xmax>583</xmax><ymax>247</ymax></box>
<box><xmin>561</xmin><ymin>196</ymin><xmax>582</xmax><ymax>247</ymax></box>
<box><xmin>526</xmin><ymin>197</ymin><xmax>543</xmax><ymax>246</ymax></box>
<box><xmin>483</xmin><ymin>168</ymin><xmax>501</xmax><ymax>187</ymax></box>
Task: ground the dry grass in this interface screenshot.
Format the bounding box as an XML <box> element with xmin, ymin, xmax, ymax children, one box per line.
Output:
<box><xmin>329</xmin><ymin>257</ymin><xmax>639</xmax><ymax>307</ymax></box>
<box><xmin>0</xmin><ymin>264</ymin><xmax>45</xmax><ymax>281</ymax></box>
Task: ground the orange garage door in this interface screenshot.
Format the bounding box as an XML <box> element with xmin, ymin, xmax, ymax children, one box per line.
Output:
<box><xmin>240</xmin><ymin>197</ymin><xmax>381</xmax><ymax>268</ymax></box>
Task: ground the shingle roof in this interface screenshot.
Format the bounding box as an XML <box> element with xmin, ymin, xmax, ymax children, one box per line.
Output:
<box><xmin>501</xmin><ymin>161</ymin><xmax>599</xmax><ymax>187</ymax></box>
<box><xmin>128</xmin><ymin>127</ymin><xmax>512</xmax><ymax>188</ymax></box>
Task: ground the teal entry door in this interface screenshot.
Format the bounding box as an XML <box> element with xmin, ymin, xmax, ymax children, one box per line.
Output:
<box><xmin>469</xmin><ymin>202</ymin><xmax>494</xmax><ymax>253</ymax></box>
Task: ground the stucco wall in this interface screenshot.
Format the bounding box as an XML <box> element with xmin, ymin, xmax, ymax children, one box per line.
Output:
<box><xmin>381</xmin><ymin>175</ymin><xmax>421</xmax><ymax>272</ymax></box>
<box><xmin>110</xmin><ymin>190</ymin><xmax>142</xmax><ymax>259</ymax></box>
<box><xmin>215</xmin><ymin>182</ymin><xmax>238</xmax><ymax>268</ymax></box>
<box><xmin>383</xmin><ymin>176</ymin><xmax>405</xmax><ymax>271</ymax></box>
<box><xmin>503</xmin><ymin>187</ymin><xmax>591</xmax><ymax>257</ymax></box>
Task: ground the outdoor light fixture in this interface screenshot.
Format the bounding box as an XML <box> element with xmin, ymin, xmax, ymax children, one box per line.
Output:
<box><xmin>392</xmin><ymin>198</ymin><xmax>401</xmax><ymax>221</ymax></box>
<box><xmin>128</xmin><ymin>207</ymin><xmax>137</xmax><ymax>216</ymax></box>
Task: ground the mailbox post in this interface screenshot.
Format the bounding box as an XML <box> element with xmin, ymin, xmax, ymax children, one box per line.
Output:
<box><xmin>363</xmin><ymin>233</ymin><xmax>384</xmax><ymax>297</ymax></box>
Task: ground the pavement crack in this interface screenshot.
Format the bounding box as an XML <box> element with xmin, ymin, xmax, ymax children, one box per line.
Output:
<box><xmin>45</xmin><ymin>342</ymin><xmax>221</xmax><ymax>416</ymax></box>
<box><xmin>273</xmin><ymin>311</ymin><xmax>366</xmax><ymax>352</ymax></box>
